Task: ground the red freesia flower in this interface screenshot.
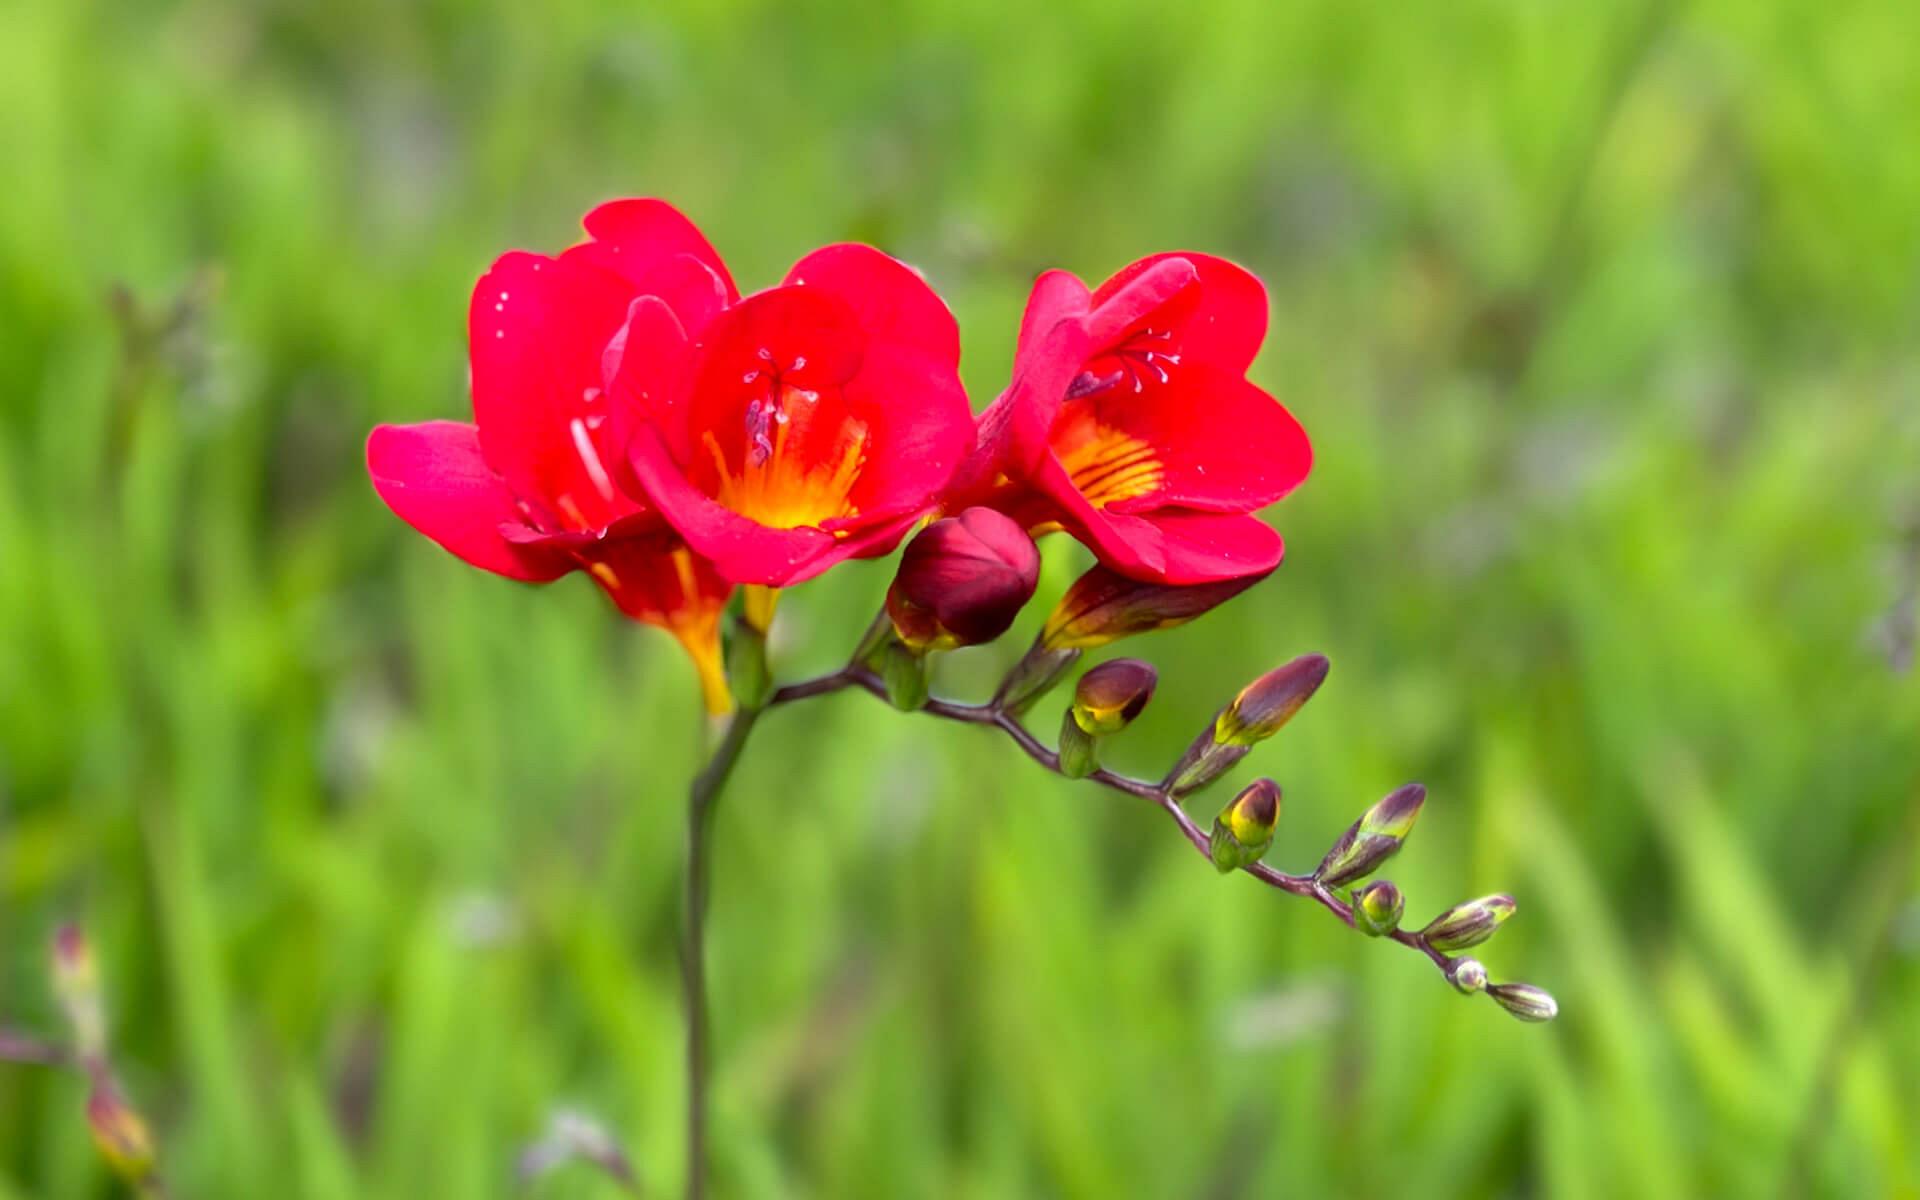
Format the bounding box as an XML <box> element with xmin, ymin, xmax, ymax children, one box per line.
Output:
<box><xmin>620</xmin><ymin>243</ymin><xmax>974</xmax><ymax>594</ymax></box>
<box><xmin>366</xmin><ymin>199</ymin><xmax>737</xmax><ymax>711</ymax></box>
<box><xmin>951</xmin><ymin>253</ymin><xmax>1311</xmax><ymax>584</ymax></box>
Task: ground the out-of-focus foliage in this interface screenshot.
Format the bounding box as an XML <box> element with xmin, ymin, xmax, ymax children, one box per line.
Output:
<box><xmin>3</xmin><ymin>1</ymin><xmax>1917</xmax><ymax>1196</ymax></box>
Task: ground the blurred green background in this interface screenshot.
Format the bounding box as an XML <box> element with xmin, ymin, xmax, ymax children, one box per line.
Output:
<box><xmin>3</xmin><ymin>0</ymin><xmax>1918</xmax><ymax>1196</ymax></box>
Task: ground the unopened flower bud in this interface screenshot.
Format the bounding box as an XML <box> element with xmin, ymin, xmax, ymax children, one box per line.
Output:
<box><xmin>1313</xmin><ymin>784</ymin><xmax>1426</xmax><ymax>888</ymax></box>
<box><xmin>87</xmin><ymin>1084</ymin><xmax>157</xmax><ymax>1185</ymax></box>
<box><xmin>1213</xmin><ymin>655</ymin><xmax>1330</xmax><ymax>746</ymax></box>
<box><xmin>50</xmin><ymin>924</ymin><xmax>105</xmax><ymax>1061</ymax></box>
<box><xmin>1487</xmin><ymin>982</ymin><xmax>1558</xmax><ymax>1023</ymax></box>
<box><xmin>1447</xmin><ymin>957</ymin><xmax>1488</xmax><ymax>995</ymax></box>
<box><xmin>725</xmin><ymin>617</ymin><xmax>771</xmax><ymax>709</ymax></box>
<box><xmin>1351</xmin><ymin>880</ymin><xmax>1405</xmax><ymax>937</ymax></box>
<box><xmin>1040</xmin><ymin>565</ymin><xmax>1265</xmax><ymax>651</ymax></box>
<box><xmin>877</xmin><ymin>639</ymin><xmax>929</xmax><ymax>712</ymax></box>
<box><xmin>887</xmin><ymin>508</ymin><xmax>1039</xmax><ymax>651</ymax></box>
<box><xmin>1209</xmin><ymin>779</ymin><xmax>1281</xmax><ymax>872</ymax></box>
<box><xmin>1057</xmin><ymin>709</ymin><xmax>1099</xmax><ymax>778</ymax></box>
<box><xmin>1072</xmin><ymin>659</ymin><xmax>1157</xmax><ymax>736</ymax></box>
<box><xmin>1421</xmin><ymin>895</ymin><xmax>1516</xmax><ymax>952</ymax></box>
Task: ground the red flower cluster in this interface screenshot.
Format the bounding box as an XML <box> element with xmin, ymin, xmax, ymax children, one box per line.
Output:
<box><xmin>368</xmin><ymin>200</ymin><xmax>1311</xmax><ymax>710</ymax></box>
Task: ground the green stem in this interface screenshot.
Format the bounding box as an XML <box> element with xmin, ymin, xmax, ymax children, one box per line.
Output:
<box><xmin>682</xmin><ymin>703</ymin><xmax>760</xmax><ymax>1200</ymax></box>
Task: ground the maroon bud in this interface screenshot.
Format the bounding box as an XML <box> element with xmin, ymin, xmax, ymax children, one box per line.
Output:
<box><xmin>1041</xmin><ymin>565</ymin><xmax>1267</xmax><ymax>651</ymax></box>
<box><xmin>1072</xmin><ymin>659</ymin><xmax>1159</xmax><ymax>735</ymax></box>
<box><xmin>887</xmin><ymin>508</ymin><xmax>1040</xmax><ymax>650</ymax></box>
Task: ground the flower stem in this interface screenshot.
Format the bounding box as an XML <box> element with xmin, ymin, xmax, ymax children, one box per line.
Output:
<box><xmin>682</xmin><ymin>703</ymin><xmax>760</xmax><ymax>1200</ymax></box>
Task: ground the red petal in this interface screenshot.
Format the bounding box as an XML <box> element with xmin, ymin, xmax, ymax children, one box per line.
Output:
<box><xmin>785</xmin><ymin>244</ymin><xmax>960</xmax><ymax>364</ymax></box>
<box><xmin>1095</xmin><ymin>366</ymin><xmax>1311</xmax><ymax>514</ymax></box>
<box><xmin>469</xmin><ymin>251</ymin><xmax>643</xmax><ymax>530</ymax></box>
<box><xmin>577</xmin><ymin>198</ymin><xmax>738</xmax><ymax>302</ymax></box>
<box><xmin>366</xmin><ymin>421</ymin><xmax>573</xmax><ymax>581</ymax></box>
<box><xmin>1091</xmin><ymin>252</ymin><xmax>1266</xmax><ymax>372</ymax></box>
<box><xmin>1015</xmin><ymin>269</ymin><xmax>1092</xmax><ymax>362</ymax></box>
<box><xmin>839</xmin><ymin>341</ymin><xmax>973</xmax><ymax>520</ymax></box>
<box><xmin>1142</xmin><ymin>511</ymin><xmax>1285</xmax><ymax>583</ymax></box>
<box><xmin>602</xmin><ymin>295</ymin><xmax>695</xmax><ymax>468</ymax></box>
<box><xmin>1081</xmin><ymin>257</ymin><xmax>1197</xmax><ymax>351</ymax></box>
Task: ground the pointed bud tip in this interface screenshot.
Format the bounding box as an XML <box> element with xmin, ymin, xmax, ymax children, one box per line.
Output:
<box><xmin>1422</xmin><ymin>893</ymin><xmax>1518</xmax><ymax>952</ymax></box>
<box><xmin>1488</xmin><ymin>982</ymin><xmax>1558</xmax><ymax>1023</ymax></box>
<box><xmin>1215</xmin><ymin>654</ymin><xmax>1332</xmax><ymax>745</ymax></box>
<box><xmin>1042</xmin><ymin>566</ymin><xmax>1264</xmax><ymax>651</ymax></box>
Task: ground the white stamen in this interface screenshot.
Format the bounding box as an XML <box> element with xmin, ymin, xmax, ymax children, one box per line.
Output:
<box><xmin>571</xmin><ymin>418</ymin><xmax>617</xmax><ymax>502</ymax></box>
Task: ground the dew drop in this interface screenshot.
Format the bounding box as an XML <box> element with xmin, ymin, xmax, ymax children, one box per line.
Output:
<box><xmin>495</xmin><ymin>330</ymin><xmax>505</xmax><ymax>339</ymax></box>
<box><xmin>499</xmin><ymin>291</ymin><xmax>510</xmax><ymax>301</ymax></box>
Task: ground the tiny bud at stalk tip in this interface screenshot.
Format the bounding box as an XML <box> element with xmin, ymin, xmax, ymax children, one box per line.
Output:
<box><xmin>1488</xmin><ymin>982</ymin><xmax>1559</xmax><ymax>1023</ymax></box>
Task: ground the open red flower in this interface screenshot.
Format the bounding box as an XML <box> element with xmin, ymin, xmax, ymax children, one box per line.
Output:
<box><xmin>366</xmin><ymin>199</ymin><xmax>737</xmax><ymax>711</ymax></box>
<box><xmin>951</xmin><ymin>253</ymin><xmax>1311</xmax><ymax>584</ymax></box>
<box><xmin>621</xmin><ymin>244</ymin><xmax>973</xmax><ymax>591</ymax></box>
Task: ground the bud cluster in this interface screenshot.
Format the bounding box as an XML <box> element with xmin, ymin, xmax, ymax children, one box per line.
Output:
<box><xmin>838</xmin><ymin>523</ymin><xmax>1554</xmax><ymax>1021</ymax></box>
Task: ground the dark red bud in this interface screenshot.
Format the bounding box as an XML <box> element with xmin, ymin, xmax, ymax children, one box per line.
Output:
<box><xmin>1072</xmin><ymin>658</ymin><xmax>1159</xmax><ymax>734</ymax></box>
<box><xmin>1042</xmin><ymin>565</ymin><xmax>1267</xmax><ymax>650</ymax></box>
<box><xmin>887</xmin><ymin>508</ymin><xmax>1040</xmax><ymax>650</ymax></box>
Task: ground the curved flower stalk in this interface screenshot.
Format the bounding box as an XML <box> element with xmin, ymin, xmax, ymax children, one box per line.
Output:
<box><xmin>364</xmin><ymin>200</ymin><xmax>1552</xmax><ymax>1198</ymax></box>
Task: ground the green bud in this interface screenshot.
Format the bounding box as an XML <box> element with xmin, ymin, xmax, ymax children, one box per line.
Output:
<box><xmin>725</xmin><ymin>616</ymin><xmax>772</xmax><ymax>709</ymax></box>
<box><xmin>1487</xmin><ymin>982</ymin><xmax>1559</xmax><ymax>1023</ymax></box>
<box><xmin>1213</xmin><ymin>655</ymin><xmax>1330</xmax><ymax>746</ymax></box>
<box><xmin>1421</xmin><ymin>895</ymin><xmax>1516</xmax><ymax>953</ymax></box>
<box><xmin>1041</xmin><ymin>566</ymin><xmax>1264</xmax><ymax>651</ymax></box>
<box><xmin>1351</xmin><ymin>880</ymin><xmax>1404</xmax><ymax>937</ymax></box>
<box><xmin>1313</xmin><ymin>784</ymin><xmax>1426</xmax><ymax>888</ymax></box>
<box><xmin>1057</xmin><ymin>708</ymin><xmax>1099</xmax><ymax>779</ymax></box>
<box><xmin>1447</xmin><ymin>957</ymin><xmax>1488</xmax><ymax>995</ymax></box>
<box><xmin>877</xmin><ymin>640</ymin><xmax>929</xmax><ymax>712</ymax></box>
<box><xmin>1209</xmin><ymin>779</ymin><xmax>1281</xmax><ymax>872</ymax></box>
<box><xmin>992</xmin><ymin>642</ymin><xmax>1082</xmax><ymax>716</ymax></box>
<box><xmin>1072</xmin><ymin>659</ymin><xmax>1158</xmax><ymax>736</ymax></box>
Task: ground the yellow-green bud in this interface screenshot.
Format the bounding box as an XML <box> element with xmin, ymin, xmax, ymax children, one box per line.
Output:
<box><xmin>50</xmin><ymin>924</ymin><xmax>105</xmax><ymax>1062</ymax></box>
<box><xmin>1213</xmin><ymin>655</ymin><xmax>1330</xmax><ymax>746</ymax></box>
<box><xmin>87</xmin><ymin>1085</ymin><xmax>157</xmax><ymax>1185</ymax></box>
<box><xmin>1351</xmin><ymin>880</ymin><xmax>1405</xmax><ymax>937</ymax></box>
<box><xmin>1447</xmin><ymin>957</ymin><xmax>1488</xmax><ymax>995</ymax></box>
<box><xmin>1071</xmin><ymin>659</ymin><xmax>1158</xmax><ymax>736</ymax></box>
<box><xmin>1488</xmin><ymin>982</ymin><xmax>1559</xmax><ymax>1023</ymax></box>
<box><xmin>1421</xmin><ymin>895</ymin><xmax>1516</xmax><ymax>953</ymax></box>
<box><xmin>1313</xmin><ymin>784</ymin><xmax>1426</xmax><ymax>888</ymax></box>
<box><xmin>1057</xmin><ymin>708</ymin><xmax>1099</xmax><ymax>779</ymax></box>
<box><xmin>1209</xmin><ymin>779</ymin><xmax>1281</xmax><ymax>872</ymax></box>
